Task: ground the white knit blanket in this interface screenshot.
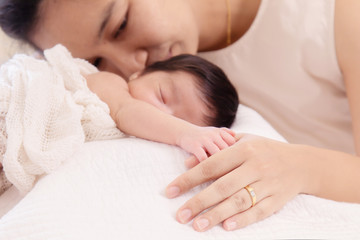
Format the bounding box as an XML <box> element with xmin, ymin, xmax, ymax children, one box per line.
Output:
<box><xmin>0</xmin><ymin>45</ymin><xmax>124</xmax><ymax>194</ymax></box>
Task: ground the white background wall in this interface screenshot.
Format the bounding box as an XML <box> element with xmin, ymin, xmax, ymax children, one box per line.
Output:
<box><xmin>0</xmin><ymin>29</ymin><xmax>35</xmax><ymax>65</ymax></box>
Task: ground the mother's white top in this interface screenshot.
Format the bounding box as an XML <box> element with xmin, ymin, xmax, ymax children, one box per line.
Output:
<box><xmin>200</xmin><ymin>0</ymin><xmax>354</xmax><ymax>154</ymax></box>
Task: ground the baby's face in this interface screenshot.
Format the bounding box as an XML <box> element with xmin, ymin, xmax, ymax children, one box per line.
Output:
<box><xmin>128</xmin><ymin>71</ymin><xmax>208</xmax><ymax>126</ymax></box>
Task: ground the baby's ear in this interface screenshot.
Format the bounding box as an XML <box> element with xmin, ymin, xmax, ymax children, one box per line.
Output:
<box><xmin>129</xmin><ymin>71</ymin><xmax>141</xmax><ymax>81</ymax></box>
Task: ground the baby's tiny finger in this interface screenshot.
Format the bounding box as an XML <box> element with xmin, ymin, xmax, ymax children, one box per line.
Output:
<box><xmin>222</xmin><ymin>127</ymin><xmax>236</xmax><ymax>137</ymax></box>
<box><xmin>204</xmin><ymin>142</ymin><xmax>221</xmax><ymax>156</ymax></box>
<box><xmin>185</xmin><ymin>156</ymin><xmax>200</xmax><ymax>168</ymax></box>
<box><xmin>213</xmin><ymin>137</ymin><xmax>229</xmax><ymax>150</ymax></box>
<box><xmin>220</xmin><ymin>131</ymin><xmax>236</xmax><ymax>146</ymax></box>
<box><xmin>195</xmin><ymin>149</ymin><xmax>208</xmax><ymax>162</ymax></box>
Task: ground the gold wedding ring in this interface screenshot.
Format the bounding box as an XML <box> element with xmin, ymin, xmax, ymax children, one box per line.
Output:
<box><xmin>244</xmin><ymin>185</ymin><xmax>256</xmax><ymax>207</ymax></box>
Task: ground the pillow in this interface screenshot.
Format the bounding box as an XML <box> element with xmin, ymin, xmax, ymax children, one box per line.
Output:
<box><xmin>1</xmin><ymin>105</ymin><xmax>359</xmax><ymax>239</ymax></box>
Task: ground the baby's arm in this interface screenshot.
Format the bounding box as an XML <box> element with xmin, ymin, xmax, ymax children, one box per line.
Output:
<box><xmin>86</xmin><ymin>72</ymin><xmax>236</xmax><ymax>161</ymax></box>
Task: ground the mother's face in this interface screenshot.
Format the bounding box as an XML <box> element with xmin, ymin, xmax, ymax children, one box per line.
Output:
<box><xmin>31</xmin><ymin>0</ymin><xmax>199</xmax><ymax>79</ymax></box>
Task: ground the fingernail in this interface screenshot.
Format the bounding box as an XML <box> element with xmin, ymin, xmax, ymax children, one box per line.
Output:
<box><xmin>195</xmin><ymin>218</ymin><xmax>210</xmax><ymax>231</ymax></box>
<box><xmin>225</xmin><ymin>221</ymin><xmax>237</xmax><ymax>231</ymax></box>
<box><xmin>166</xmin><ymin>186</ymin><xmax>180</xmax><ymax>198</ymax></box>
<box><xmin>178</xmin><ymin>209</ymin><xmax>192</xmax><ymax>223</ymax></box>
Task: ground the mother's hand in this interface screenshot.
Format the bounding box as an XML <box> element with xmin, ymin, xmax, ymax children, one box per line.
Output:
<box><xmin>165</xmin><ymin>134</ymin><xmax>310</xmax><ymax>231</ymax></box>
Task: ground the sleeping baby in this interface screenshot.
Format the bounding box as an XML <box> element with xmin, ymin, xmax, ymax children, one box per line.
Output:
<box><xmin>0</xmin><ymin>45</ymin><xmax>239</xmax><ymax>195</ymax></box>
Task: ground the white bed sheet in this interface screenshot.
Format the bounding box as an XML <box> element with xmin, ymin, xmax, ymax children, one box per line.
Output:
<box><xmin>0</xmin><ymin>105</ymin><xmax>359</xmax><ymax>239</ymax></box>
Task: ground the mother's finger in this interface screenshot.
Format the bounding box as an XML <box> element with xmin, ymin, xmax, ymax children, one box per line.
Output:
<box><xmin>222</xmin><ymin>195</ymin><xmax>285</xmax><ymax>231</ymax></box>
<box><xmin>165</xmin><ymin>144</ymin><xmax>245</xmax><ymax>198</ymax></box>
<box><xmin>175</xmin><ymin>162</ymin><xmax>259</xmax><ymax>224</ymax></box>
<box><xmin>191</xmin><ymin>180</ymin><xmax>271</xmax><ymax>231</ymax></box>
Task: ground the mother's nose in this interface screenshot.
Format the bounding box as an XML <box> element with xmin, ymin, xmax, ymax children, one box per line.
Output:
<box><xmin>103</xmin><ymin>47</ymin><xmax>148</xmax><ymax>79</ymax></box>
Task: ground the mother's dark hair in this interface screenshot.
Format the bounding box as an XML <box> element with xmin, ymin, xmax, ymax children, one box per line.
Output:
<box><xmin>0</xmin><ymin>0</ymin><xmax>43</xmax><ymax>43</ymax></box>
<box><xmin>143</xmin><ymin>54</ymin><xmax>239</xmax><ymax>128</ymax></box>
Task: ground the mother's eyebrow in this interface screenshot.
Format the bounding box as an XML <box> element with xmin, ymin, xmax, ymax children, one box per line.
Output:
<box><xmin>98</xmin><ymin>1</ymin><xmax>116</xmax><ymax>39</ymax></box>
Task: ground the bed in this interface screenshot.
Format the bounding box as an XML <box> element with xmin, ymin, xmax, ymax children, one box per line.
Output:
<box><xmin>1</xmin><ymin>30</ymin><xmax>360</xmax><ymax>239</ymax></box>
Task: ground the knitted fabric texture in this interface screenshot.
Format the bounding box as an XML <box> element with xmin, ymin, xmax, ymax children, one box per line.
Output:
<box><xmin>0</xmin><ymin>45</ymin><xmax>124</xmax><ymax>194</ymax></box>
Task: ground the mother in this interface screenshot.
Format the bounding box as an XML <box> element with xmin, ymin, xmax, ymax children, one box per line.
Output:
<box><xmin>1</xmin><ymin>0</ymin><xmax>360</xmax><ymax>232</ymax></box>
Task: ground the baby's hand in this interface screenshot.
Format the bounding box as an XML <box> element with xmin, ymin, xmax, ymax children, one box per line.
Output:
<box><xmin>177</xmin><ymin>127</ymin><xmax>236</xmax><ymax>162</ymax></box>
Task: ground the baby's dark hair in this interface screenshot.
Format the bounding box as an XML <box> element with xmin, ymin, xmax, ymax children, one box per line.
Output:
<box><xmin>0</xmin><ymin>0</ymin><xmax>43</xmax><ymax>44</ymax></box>
<box><xmin>142</xmin><ymin>54</ymin><xmax>239</xmax><ymax>128</ymax></box>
